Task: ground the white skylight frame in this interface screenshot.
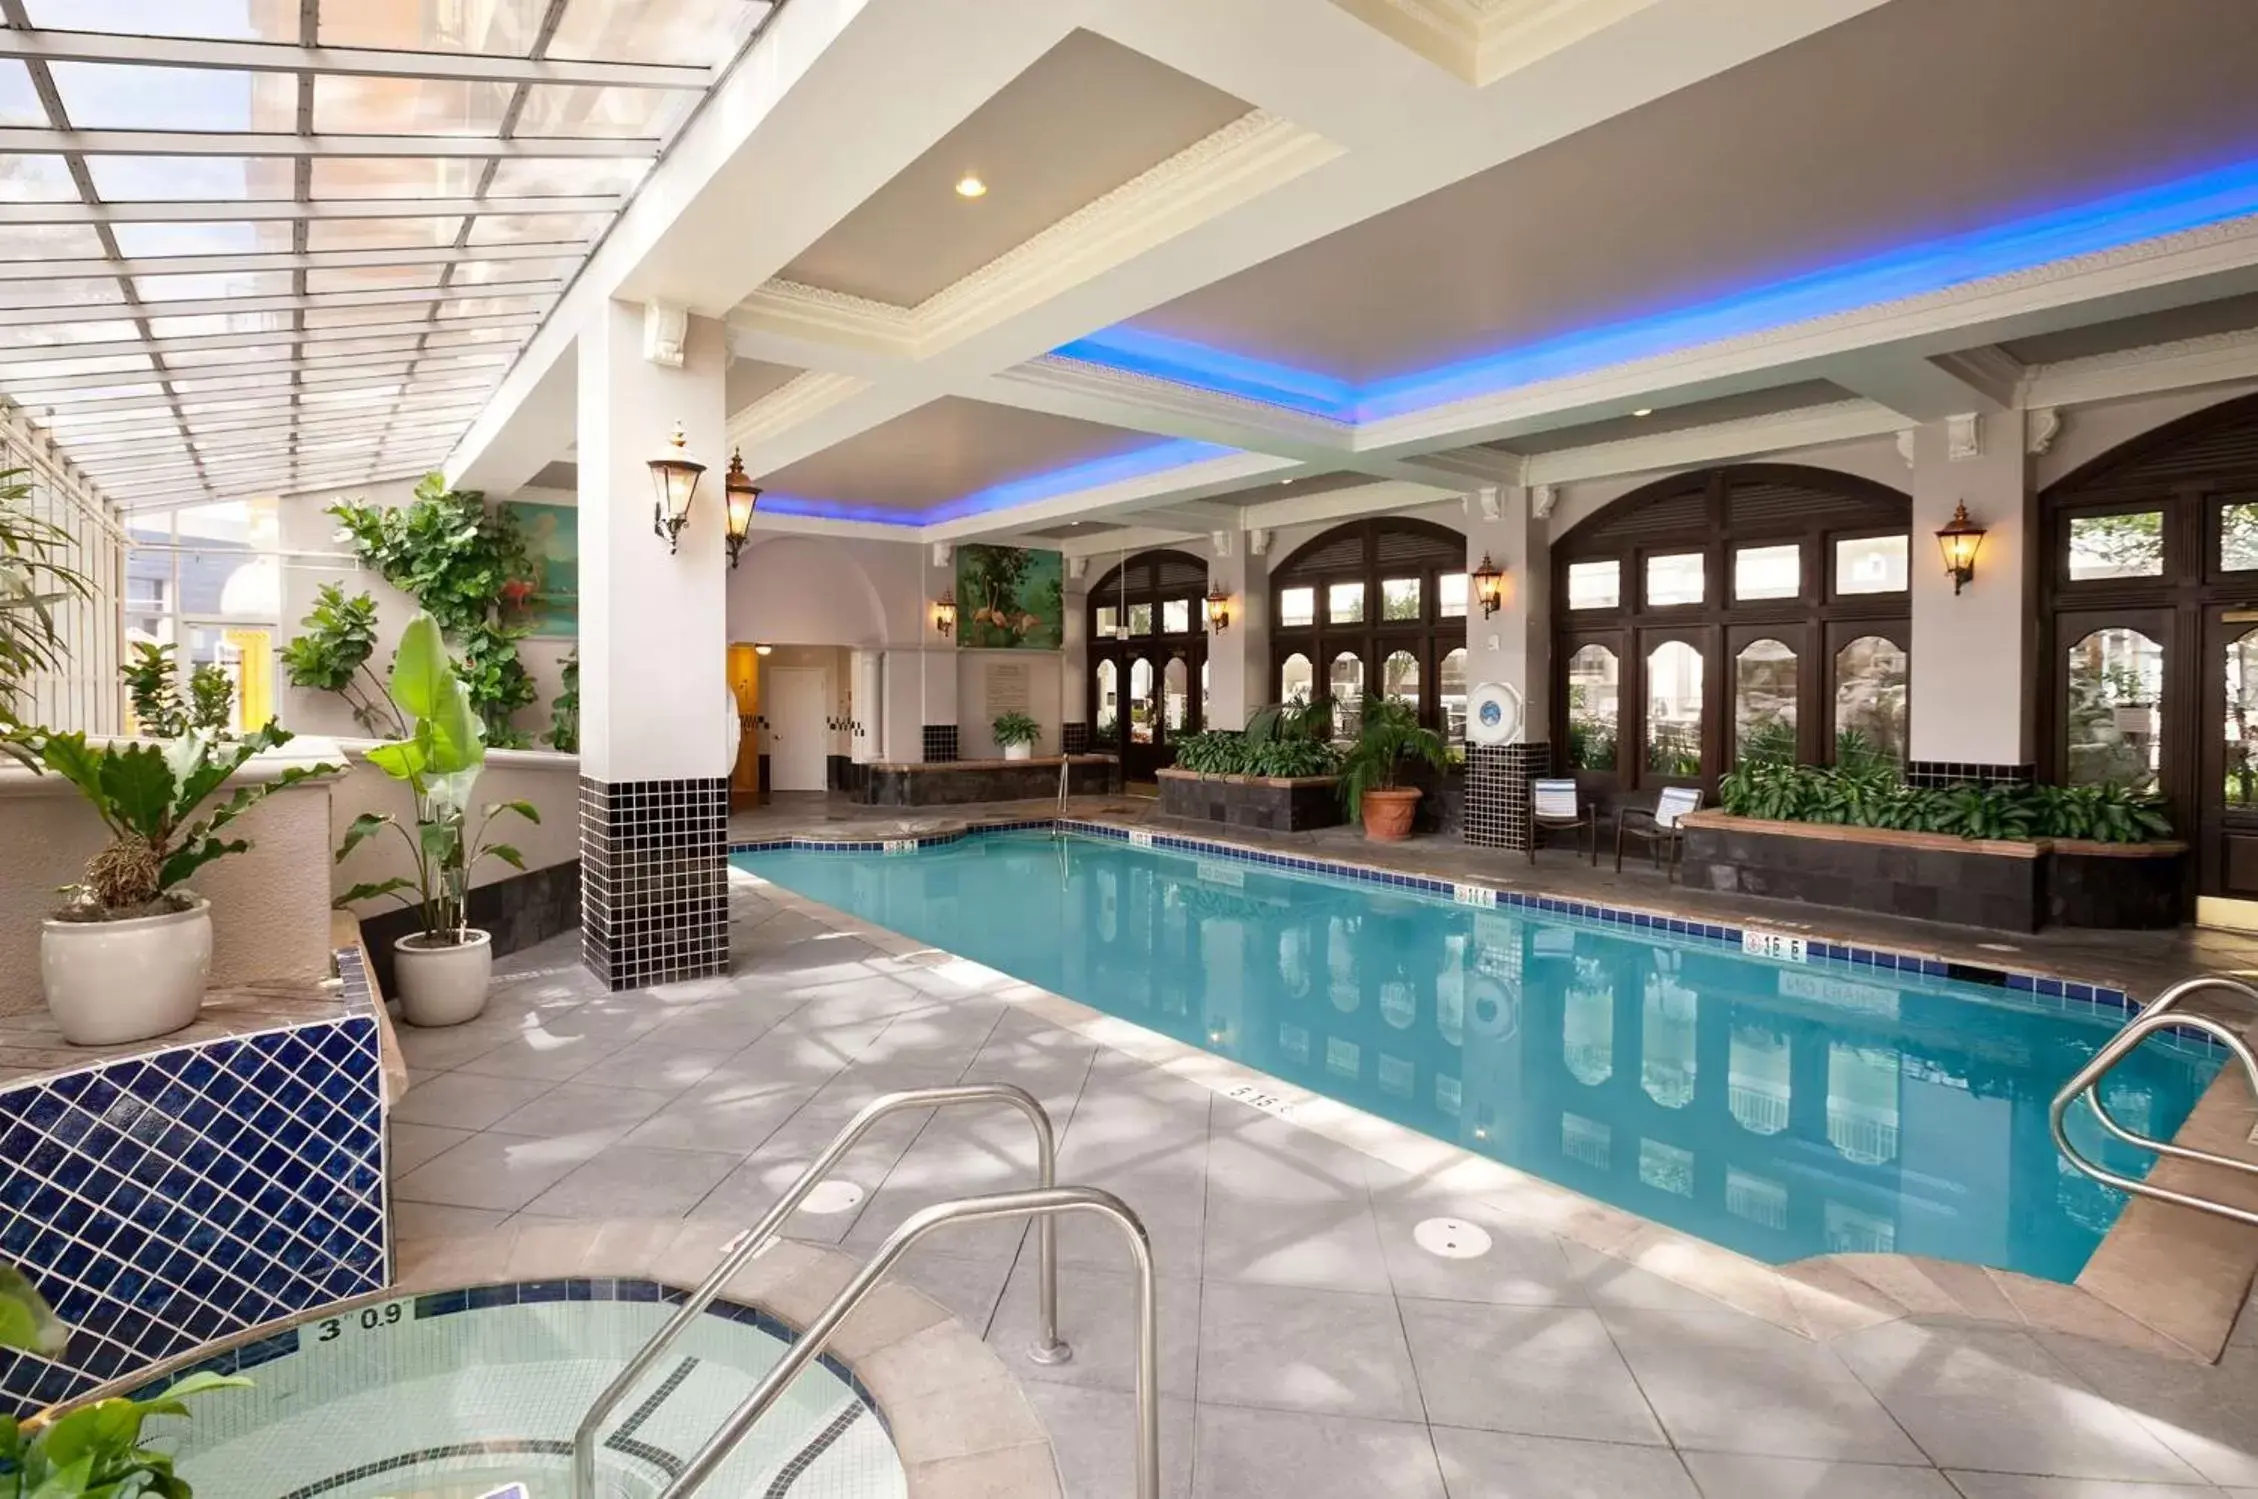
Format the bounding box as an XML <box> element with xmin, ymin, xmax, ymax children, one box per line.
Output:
<box><xmin>0</xmin><ymin>0</ymin><xmax>777</xmax><ymax>512</ymax></box>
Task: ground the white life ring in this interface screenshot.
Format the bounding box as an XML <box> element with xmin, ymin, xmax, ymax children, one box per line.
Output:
<box><xmin>1467</xmin><ymin>681</ymin><xmax>1524</xmax><ymax>745</ymax></box>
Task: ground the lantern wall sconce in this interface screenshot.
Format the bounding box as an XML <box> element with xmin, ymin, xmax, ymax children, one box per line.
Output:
<box><xmin>722</xmin><ymin>448</ymin><xmax>761</xmax><ymax>569</ymax></box>
<box><xmin>648</xmin><ymin>420</ymin><xmax>705</xmax><ymax>554</ymax></box>
<box><xmin>1935</xmin><ymin>501</ymin><xmax>1987</xmax><ymax>594</ymax></box>
<box><xmin>1205</xmin><ymin>587</ymin><xmax>1232</xmax><ymax>632</ymax></box>
<box><xmin>934</xmin><ymin>590</ymin><xmax>957</xmax><ymax>637</ymax></box>
<box><xmin>1471</xmin><ymin>552</ymin><xmax>1506</xmax><ymax>618</ymax></box>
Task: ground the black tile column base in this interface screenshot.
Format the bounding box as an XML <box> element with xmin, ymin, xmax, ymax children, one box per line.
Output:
<box><xmin>1905</xmin><ymin>760</ymin><xmax>2035</xmax><ymax>790</ymax></box>
<box><xmin>1463</xmin><ymin>742</ymin><xmax>1550</xmax><ymax>852</ymax></box>
<box><xmin>922</xmin><ymin>724</ymin><xmax>960</xmax><ymax>762</ymax></box>
<box><xmin>579</xmin><ymin>775</ymin><xmax>728</xmax><ymax>991</ymax></box>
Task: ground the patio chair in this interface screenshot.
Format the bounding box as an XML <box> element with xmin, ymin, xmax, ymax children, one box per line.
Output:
<box><xmin>1528</xmin><ymin>777</ymin><xmax>1597</xmax><ymax>865</ymax></box>
<box><xmin>1615</xmin><ymin>785</ymin><xmax>1703</xmax><ymax>881</ymax></box>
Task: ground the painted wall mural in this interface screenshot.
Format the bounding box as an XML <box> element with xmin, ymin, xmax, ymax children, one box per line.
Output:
<box><xmin>501</xmin><ymin>500</ymin><xmax>578</xmax><ymax>638</ymax></box>
<box><xmin>955</xmin><ymin>544</ymin><xmax>1063</xmax><ymax>650</ymax></box>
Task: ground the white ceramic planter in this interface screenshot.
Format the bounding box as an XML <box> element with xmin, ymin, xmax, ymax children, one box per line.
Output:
<box><xmin>41</xmin><ymin>899</ymin><xmax>212</xmax><ymax>1047</ymax></box>
<box><xmin>393</xmin><ymin>930</ymin><xmax>493</xmax><ymax>1028</ymax></box>
<box><xmin>1003</xmin><ymin>742</ymin><xmax>1033</xmax><ymax>761</ymax></box>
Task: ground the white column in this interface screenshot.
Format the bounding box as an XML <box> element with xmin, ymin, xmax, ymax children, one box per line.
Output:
<box><xmin>576</xmin><ymin>298</ymin><xmax>730</xmax><ymax>987</ymax></box>
<box><xmin>1204</xmin><ymin>529</ymin><xmax>1269</xmax><ymax>730</ymax></box>
<box><xmin>1464</xmin><ymin>487</ymin><xmax>1551</xmax><ymax>743</ymax></box>
<box><xmin>1908</xmin><ymin>413</ymin><xmax>2036</xmax><ymax>772</ymax></box>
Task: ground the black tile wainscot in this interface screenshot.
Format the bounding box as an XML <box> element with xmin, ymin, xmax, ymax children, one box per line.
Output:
<box><xmin>580</xmin><ymin>775</ymin><xmax>729</xmax><ymax>989</ymax></box>
<box><xmin>1155</xmin><ymin>768</ymin><xmax>1343</xmax><ymax>831</ymax></box>
<box><xmin>855</xmin><ymin>754</ymin><xmax>1121</xmax><ymax>807</ymax></box>
<box><xmin>1679</xmin><ymin>811</ymin><xmax>2187</xmax><ymax>933</ymax></box>
<box><xmin>356</xmin><ymin>858</ymin><xmax>580</xmax><ymax>998</ymax></box>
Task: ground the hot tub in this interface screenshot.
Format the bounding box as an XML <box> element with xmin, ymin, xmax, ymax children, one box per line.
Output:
<box><xmin>111</xmin><ymin>1277</ymin><xmax>905</xmax><ymax>1499</ymax></box>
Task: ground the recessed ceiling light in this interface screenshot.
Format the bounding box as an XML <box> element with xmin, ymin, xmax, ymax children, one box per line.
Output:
<box><xmin>1632</xmin><ymin>407</ymin><xmax>1654</xmax><ymax>417</ymax></box>
<box><xmin>955</xmin><ymin>173</ymin><xmax>987</xmax><ymax>199</ymax></box>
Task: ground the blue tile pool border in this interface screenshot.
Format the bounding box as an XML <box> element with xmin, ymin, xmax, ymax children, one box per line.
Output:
<box><xmin>731</xmin><ymin>818</ymin><xmax>2227</xmax><ymax>1052</ymax></box>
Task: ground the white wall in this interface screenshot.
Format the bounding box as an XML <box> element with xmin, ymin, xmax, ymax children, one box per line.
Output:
<box><xmin>956</xmin><ymin>649</ymin><xmax>1067</xmax><ymax>758</ymax></box>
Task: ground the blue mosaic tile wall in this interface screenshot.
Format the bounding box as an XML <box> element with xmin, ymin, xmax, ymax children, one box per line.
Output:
<box><xmin>0</xmin><ymin>952</ymin><xmax>386</xmax><ymax>1415</ymax></box>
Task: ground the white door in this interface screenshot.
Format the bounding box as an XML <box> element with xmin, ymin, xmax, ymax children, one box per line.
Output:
<box><xmin>768</xmin><ymin>667</ymin><xmax>829</xmax><ymax>791</ymax></box>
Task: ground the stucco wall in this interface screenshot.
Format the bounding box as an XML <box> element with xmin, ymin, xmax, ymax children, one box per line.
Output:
<box><xmin>0</xmin><ymin>763</ymin><xmax>337</xmax><ymax>1018</ymax></box>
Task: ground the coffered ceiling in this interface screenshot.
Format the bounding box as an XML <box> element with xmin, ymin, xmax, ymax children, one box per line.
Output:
<box><xmin>426</xmin><ymin>0</ymin><xmax>2258</xmax><ymax>548</ymax></box>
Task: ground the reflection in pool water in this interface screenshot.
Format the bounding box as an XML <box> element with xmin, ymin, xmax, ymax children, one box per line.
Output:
<box><xmin>738</xmin><ymin>831</ymin><xmax>2218</xmax><ymax>1284</ymax></box>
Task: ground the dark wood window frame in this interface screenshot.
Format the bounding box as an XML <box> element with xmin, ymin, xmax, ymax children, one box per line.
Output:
<box><xmin>1550</xmin><ymin>463</ymin><xmax>1912</xmax><ymax>800</ymax></box>
<box><xmin>1267</xmin><ymin>517</ymin><xmax>1470</xmax><ymax>737</ymax></box>
<box><xmin>1087</xmin><ymin>549</ymin><xmax>1210</xmax><ymax>775</ymax></box>
<box><xmin>2037</xmin><ymin>390</ymin><xmax>2258</xmax><ymax>899</ymax></box>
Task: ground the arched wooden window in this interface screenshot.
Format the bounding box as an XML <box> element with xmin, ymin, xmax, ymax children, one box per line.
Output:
<box><xmin>2039</xmin><ymin>390</ymin><xmax>2258</xmax><ymax>899</ymax></box>
<box><xmin>1552</xmin><ymin>464</ymin><xmax>1911</xmax><ymax>794</ymax></box>
<box><xmin>1088</xmin><ymin>549</ymin><xmax>1209</xmax><ymax>778</ymax></box>
<box><xmin>1270</xmin><ymin>517</ymin><xmax>1467</xmax><ymax>737</ymax></box>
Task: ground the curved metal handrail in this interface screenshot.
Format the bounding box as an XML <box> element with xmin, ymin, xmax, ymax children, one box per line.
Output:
<box><xmin>654</xmin><ymin>1185</ymin><xmax>1158</xmax><ymax>1499</ymax></box>
<box><xmin>2050</xmin><ymin>975</ymin><xmax>2258</xmax><ymax>1226</ymax></box>
<box><xmin>571</xmin><ymin>1083</ymin><xmax>1068</xmax><ymax>1499</ymax></box>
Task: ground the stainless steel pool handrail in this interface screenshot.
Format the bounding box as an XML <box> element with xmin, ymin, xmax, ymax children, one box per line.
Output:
<box><xmin>570</xmin><ymin>1083</ymin><xmax>1069</xmax><ymax>1499</ymax></box>
<box><xmin>2051</xmin><ymin>975</ymin><xmax>2258</xmax><ymax>1226</ymax></box>
<box><xmin>653</xmin><ymin>1186</ymin><xmax>1158</xmax><ymax>1499</ymax></box>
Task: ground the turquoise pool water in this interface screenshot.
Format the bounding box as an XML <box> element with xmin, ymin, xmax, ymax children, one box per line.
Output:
<box><xmin>734</xmin><ymin>831</ymin><xmax>2218</xmax><ymax>1283</ymax></box>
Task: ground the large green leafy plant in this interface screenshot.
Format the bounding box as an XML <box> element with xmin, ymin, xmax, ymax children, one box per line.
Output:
<box><xmin>0</xmin><ymin>1369</ymin><xmax>248</xmax><ymax>1498</ymax></box>
<box><xmin>1717</xmin><ymin>756</ymin><xmax>2172</xmax><ymax>845</ymax></box>
<box><xmin>544</xmin><ymin>650</ymin><xmax>578</xmax><ymax>753</ymax></box>
<box><xmin>23</xmin><ymin>723</ymin><xmax>338</xmax><ymax>919</ymax></box>
<box><xmin>121</xmin><ymin>644</ymin><xmax>233</xmax><ymax>740</ymax></box>
<box><xmin>992</xmin><ymin>711</ymin><xmax>1039</xmax><ymax>749</ymax></box>
<box><xmin>329</xmin><ymin>474</ymin><xmax>539</xmax><ymax>747</ymax></box>
<box><xmin>279</xmin><ymin>583</ymin><xmax>404</xmax><ymax>739</ymax></box>
<box><xmin>0</xmin><ymin>466</ymin><xmax>93</xmax><ymax>759</ymax></box>
<box><xmin>335</xmin><ymin>613</ymin><xmax>537</xmax><ymax>944</ymax></box>
<box><xmin>1172</xmin><ymin>729</ymin><xmax>1339</xmax><ymax>779</ymax></box>
<box><xmin>1336</xmin><ymin>696</ymin><xmax>1449</xmax><ymax>820</ymax></box>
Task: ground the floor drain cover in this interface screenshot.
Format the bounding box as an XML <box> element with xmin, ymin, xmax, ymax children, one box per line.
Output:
<box><xmin>801</xmin><ymin>1180</ymin><xmax>866</xmax><ymax>1215</ymax></box>
<box><xmin>1413</xmin><ymin>1217</ymin><xmax>1492</xmax><ymax>1259</ymax></box>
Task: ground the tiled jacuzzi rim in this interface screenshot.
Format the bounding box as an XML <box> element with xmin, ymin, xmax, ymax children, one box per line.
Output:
<box><xmin>731</xmin><ymin>845</ymin><xmax>2255</xmax><ymax>1362</ymax></box>
<box><xmin>47</xmin><ymin>1239</ymin><xmax>1064</xmax><ymax>1499</ymax></box>
<box><xmin>730</xmin><ymin>818</ymin><xmax>2223</xmax><ymax>1052</ymax></box>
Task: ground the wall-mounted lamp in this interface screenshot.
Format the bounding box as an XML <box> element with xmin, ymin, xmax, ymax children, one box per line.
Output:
<box><xmin>722</xmin><ymin>448</ymin><xmax>761</xmax><ymax>569</ymax></box>
<box><xmin>753</xmin><ymin>642</ymin><xmax>774</xmax><ymax>657</ymax></box>
<box><xmin>1935</xmin><ymin>501</ymin><xmax>1987</xmax><ymax>594</ymax></box>
<box><xmin>934</xmin><ymin>590</ymin><xmax>957</xmax><ymax>637</ymax></box>
<box><xmin>648</xmin><ymin>420</ymin><xmax>705</xmax><ymax>554</ymax></box>
<box><xmin>1205</xmin><ymin>586</ymin><xmax>1232</xmax><ymax>633</ymax></box>
<box><xmin>1471</xmin><ymin>552</ymin><xmax>1506</xmax><ymax>618</ymax></box>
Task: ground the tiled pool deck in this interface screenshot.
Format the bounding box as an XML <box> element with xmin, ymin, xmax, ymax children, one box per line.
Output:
<box><xmin>383</xmin><ymin>794</ymin><xmax>2258</xmax><ymax>1499</ymax></box>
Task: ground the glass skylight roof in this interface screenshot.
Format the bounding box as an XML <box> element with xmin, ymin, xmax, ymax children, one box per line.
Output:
<box><xmin>0</xmin><ymin>0</ymin><xmax>774</xmax><ymax>510</ymax></box>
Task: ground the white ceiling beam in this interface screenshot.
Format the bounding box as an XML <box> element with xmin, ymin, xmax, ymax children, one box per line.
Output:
<box><xmin>0</xmin><ymin>195</ymin><xmax>619</xmax><ymax>225</ymax></box>
<box><xmin>0</xmin><ymin>129</ymin><xmax>658</xmax><ymax>159</ymax></box>
<box><xmin>0</xmin><ymin>282</ymin><xmax>561</xmax><ymax>327</ymax></box>
<box><xmin>20</xmin><ymin>365</ymin><xmax>499</xmax><ymax>412</ymax></box>
<box><xmin>1522</xmin><ymin>398</ymin><xmax>1906</xmax><ymax>486</ymax></box>
<box><xmin>56</xmin><ymin>394</ymin><xmax>482</xmax><ymax>446</ymax></box>
<box><xmin>1823</xmin><ymin>346</ymin><xmax>2020</xmax><ymax>422</ymax></box>
<box><xmin>89</xmin><ymin>436</ymin><xmax>466</xmax><ymax>485</ymax></box>
<box><xmin>39</xmin><ymin>380</ymin><xmax>496</xmax><ymax>428</ymax></box>
<box><xmin>0</xmin><ymin>29</ymin><xmax>713</xmax><ymax>89</ymax></box>
<box><xmin>2023</xmin><ymin>325</ymin><xmax>2258</xmax><ymax>408</ymax></box>
<box><xmin>0</xmin><ymin>242</ymin><xmax>584</xmax><ymax>282</ymax></box>
<box><xmin>69</xmin><ymin>417</ymin><xmax>470</xmax><ymax>466</ymax></box>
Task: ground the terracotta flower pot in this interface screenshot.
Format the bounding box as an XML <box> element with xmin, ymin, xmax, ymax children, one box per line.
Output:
<box><xmin>1360</xmin><ymin>786</ymin><xmax>1422</xmax><ymax>842</ymax></box>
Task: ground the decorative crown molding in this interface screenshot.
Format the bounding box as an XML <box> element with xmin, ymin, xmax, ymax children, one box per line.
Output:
<box><xmin>1895</xmin><ymin>429</ymin><xmax>1917</xmax><ymax>468</ymax></box>
<box><xmin>1530</xmin><ymin>483</ymin><xmax>1556</xmax><ymax>519</ymax></box>
<box><xmin>731</xmin><ymin>110</ymin><xmax>1338</xmax><ymax>366</ymax></box>
<box><xmin>1946</xmin><ymin>412</ymin><xmax>1982</xmax><ymax>462</ymax></box>
<box><xmin>1331</xmin><ymin>0</ymin><xmax>1658</xmax><ymax>85</ymax></box>
<box><xmin>2026</xmin><ymin>406</ymin><xmax>2063</xmax><ymax>456</ymax></box>
<box><xmin>1004</xmin><ymin>354</ymin><xmax>1354</xmax><ymax>446</ymax></box>
<box><xmin>1210</xmin><ymin>528</ymin><xmax>1234</xmax><ymax>558</ymax></box>
<box><xmin>725</xmin><ymin>368</ymin><xmax>868</xmax><ymax>454</ymax></box>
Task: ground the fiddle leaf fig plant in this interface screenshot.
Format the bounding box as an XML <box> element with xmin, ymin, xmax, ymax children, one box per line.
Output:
<box><xmin>22</xmin><ymin>723</ymin><xmax>340</xmax><ymax>920</ymax></box>
<box><xmin>279</xmin><ymin>583</ymin><xmax>404</xmax><ymax>739</ymax></box>
<box><xmin>334</xmin><ymin>612</ymin><xmax>538</xmax><ymax>944</ymax></box>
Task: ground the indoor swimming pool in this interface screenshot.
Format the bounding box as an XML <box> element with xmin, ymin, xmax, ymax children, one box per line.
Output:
<box><xmin>126</xmin><ymin>1279</ymin><xmax>905</xmax><ymax>1499</ymax></box>
<box><xmin>735</xmin><ymin>829</ymin><xmax>2221</xmax><ymax>1284</ymax></box>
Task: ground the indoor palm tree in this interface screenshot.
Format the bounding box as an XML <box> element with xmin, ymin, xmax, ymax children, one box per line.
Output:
<box><xmin>0</xmin><ymin>466</ymin><xmax>92</xmax><ymax>759</ymax></box>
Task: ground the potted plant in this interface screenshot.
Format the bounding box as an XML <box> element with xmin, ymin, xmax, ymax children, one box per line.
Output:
<box><xmin>336</xmin><ymin>613</ymin><xmax>537</xmax><ymax>1027</ymax></box>
<box><xmin>993</xmin><ymin>710</ymin><xmax>1040</xmax><ymax>761</ymax></box>
<box><xmin>1338</xmin><ymin>696</ymin><xmax>1449</xmax><ymax>842</ymax></box>
<box><xmin>16</xmin><ymin>722</ymin><xmax>337</xmax><ymax>1045</ymax></box>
